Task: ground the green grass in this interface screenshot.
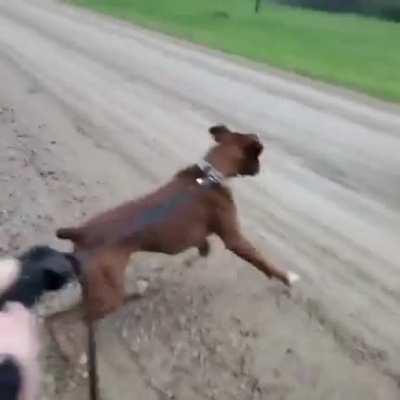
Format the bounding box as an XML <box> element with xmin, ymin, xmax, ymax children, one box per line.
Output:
<box><xmin>71</xmin><ymin>0</ymin><xmax>400</xmax><ymax>102</ymax></box>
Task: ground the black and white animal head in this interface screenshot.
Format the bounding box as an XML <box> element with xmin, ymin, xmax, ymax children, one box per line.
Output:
<box><xmin>0</xmin><ymin>246</ymin><xmax>74</xmax><ymax>309</ymax></box>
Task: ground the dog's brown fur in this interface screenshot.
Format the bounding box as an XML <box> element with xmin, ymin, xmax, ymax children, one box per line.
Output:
<box><xmin>57</xmin><ymin>125</ymin><xmax>296</xmax><ymax>320</ymax></box>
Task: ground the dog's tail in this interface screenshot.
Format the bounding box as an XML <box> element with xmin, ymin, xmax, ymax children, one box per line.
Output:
<box><xmin>56</xmin><ymin>227</ymin><xmax>83</xmax><ymax>243</ymax></box>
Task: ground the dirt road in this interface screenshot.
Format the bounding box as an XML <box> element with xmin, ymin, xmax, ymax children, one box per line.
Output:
<box><xmin>1</xmin><ymin>0</ymin><xmax>400</xmax><ymax>399</ymax></box>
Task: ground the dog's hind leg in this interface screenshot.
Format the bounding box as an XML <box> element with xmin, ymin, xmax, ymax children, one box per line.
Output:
<box><xmin>86</xmin><ymin>266</ymin><xmax>126</xmax><ymax>320</ymax></box>
<box><xmin>198</xmin><ymin>239</ymin><xmax>210</xmax><ymax>257</ymax></box>
<box><xmin>86</xmin><ymin>248</ymin><xmax>131</xmax><ymax>320</ymax></box>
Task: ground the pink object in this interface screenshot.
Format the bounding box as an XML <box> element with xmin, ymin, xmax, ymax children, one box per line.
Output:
<box><xmin>0</xmin><ymin>302</ymin><xmax>40</xmax><ymax>400</ymax></box>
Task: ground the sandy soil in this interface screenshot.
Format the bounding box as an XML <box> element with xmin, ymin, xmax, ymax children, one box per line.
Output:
<box><xmin>1</xmin><ymin>0</ymin><xmax>400</xmax><ymax>399</ymax></box>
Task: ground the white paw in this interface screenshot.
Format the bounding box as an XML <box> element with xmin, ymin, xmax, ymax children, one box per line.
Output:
<box><xmin>136</xmin><ymin>279</ymin><xmax>149</xmax><ymax>295</ymax></box>
<box><xmin>287</xmin><ymin>271</ymin><xmax>300</xmax><ymax>285</ymax></box>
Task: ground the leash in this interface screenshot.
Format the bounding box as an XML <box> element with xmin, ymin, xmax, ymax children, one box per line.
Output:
<box><xmin>67</xmin><ymin>255</ymin><xmax>99</xmax><ymax>400</ymax></box>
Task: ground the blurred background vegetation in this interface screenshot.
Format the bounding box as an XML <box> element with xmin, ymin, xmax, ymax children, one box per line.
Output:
<box><xmin>71</xmin><ymin>0</ymin><xmax>400</xmax><ymax>102</ymax></box>
<box><xmin>273</xmin><ymin>0</ymin><xmax>400</xmax><ymax>22</ymax></box>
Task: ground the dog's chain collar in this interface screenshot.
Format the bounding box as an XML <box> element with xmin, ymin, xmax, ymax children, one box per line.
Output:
<box><xmin>196</xmin><ymin>160</ymin><xmax>224</xmax><ymax>185</ymax></box>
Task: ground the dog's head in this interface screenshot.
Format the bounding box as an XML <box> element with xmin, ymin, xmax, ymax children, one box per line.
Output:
<box><xmin>206</xmin><ymin>125</ymin><xmax>264</xmax><ymax>178</ymax></box>
<box><xmin>0</xmin><ymin>246</ymin><xmax>73</xmax><ymax>309</ymax></box>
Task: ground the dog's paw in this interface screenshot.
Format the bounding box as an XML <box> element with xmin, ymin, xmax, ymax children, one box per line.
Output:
<box><xmin>286</xmin><ymin>271</ymin><xmax>300</xmax><ymax>286</ymax></box>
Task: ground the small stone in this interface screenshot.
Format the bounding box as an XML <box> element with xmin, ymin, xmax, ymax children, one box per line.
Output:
<box><xmin>137</xmin><ymin>279</ymin><xmax>149</xmax><ymax>295</ymax></box>
<box><xmin>79</xmin><ymin>353</ymin><xmax>87</xmax><ymax>365</ymax></box>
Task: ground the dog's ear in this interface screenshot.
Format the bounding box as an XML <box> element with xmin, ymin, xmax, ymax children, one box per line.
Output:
<box><xmin>209</xmin><ymin>125</ymin><xmax>232</xmax><ymax>143</ymax></box>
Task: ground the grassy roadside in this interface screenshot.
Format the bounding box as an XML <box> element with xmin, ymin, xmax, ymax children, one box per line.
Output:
<box><xmin>70</xmin><ymin>0</ymin><xmax>400</xmax><ymax>103</ymax></box>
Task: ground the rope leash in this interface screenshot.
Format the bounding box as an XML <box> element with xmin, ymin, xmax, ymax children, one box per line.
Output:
<box><xmin>67</xmin><ymin>255</ymin><xmax>99</xmax><ymax>400</ymax></box>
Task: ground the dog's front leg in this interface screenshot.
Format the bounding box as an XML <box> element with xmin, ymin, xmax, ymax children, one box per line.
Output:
<box><xmin>223</xmin><ymin>234</ymin><xmax>299</xmax><ymax>286</ymax></box>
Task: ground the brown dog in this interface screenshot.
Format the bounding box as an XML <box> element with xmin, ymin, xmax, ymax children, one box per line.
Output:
<box><xmin>57</xmin><ymin>125</ymin><xmax>299</xmax><ymax>320</ymax></box>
